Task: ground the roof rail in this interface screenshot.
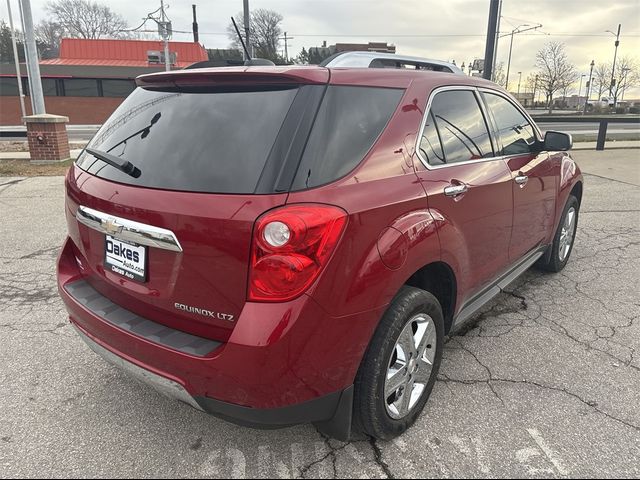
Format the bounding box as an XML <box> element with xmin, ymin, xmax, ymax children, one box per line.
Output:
<box><xmin>321</xmin><ymin>51</ymin><xmax>464</xmax><ymax>75</ymax></box>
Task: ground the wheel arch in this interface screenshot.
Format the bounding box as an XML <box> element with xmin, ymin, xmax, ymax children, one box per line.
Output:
<box><xmin>404</xmin><ymin>261</ymin><xmax>457</xmax><ymax>334</ymax></box>
<box><xmin>570</xmin><ymin>180</ymin><xmax>583</xmax><ymax>206</ymax></box>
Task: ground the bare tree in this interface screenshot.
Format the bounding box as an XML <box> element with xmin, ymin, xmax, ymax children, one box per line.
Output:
<box><xmin>46</xmin><ymin>0</ymin><xmax>129</xmax><ymax>39</ymax></box>
<box><xmin>493</xmin><ymin>62</ymin><xmax>506</xmax><ymax>88</ymax></box>
<box><xmin>228</xmin><ymin>8</ymin><xmax>284</xmax><ymax>62</ymax></box>
<box><xmin>524</xmin><ymin>73</ymin><xmax>537</xmax><ymax>93</ymax></box>
<box><xmin>591</xmin><ymin>63</ymin><xmax>610</xmax><ymax>101</ymax></box>
<box><xmin>35</xmin><ymin>20</ymin><xmax>65</xmax><ymax>50</ymax></box>
<box><xmin>612</xmin><ymin>56</ymin><xmax>640</xmax><ymax>105</ymax></box>
<box><xmin>534</xmin><ymin>42</ymin><xmax>577</xmax><ymax>113</ymax></box>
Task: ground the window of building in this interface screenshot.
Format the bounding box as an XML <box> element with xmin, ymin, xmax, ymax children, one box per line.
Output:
<box><xmin>63</xmin><ymin>78</ymin><xmax>99</xmax><ymax>97</ymax></box>
<box><xmin>41</xmin><ymin>78</ymin><xmax>58</xmax><ymax>96</ymax></box>
<box><xmin>101</xmin><ymin>79</ymin><xmax>137</xmax><ymax>97</ymax></box>
<box><xmin>0</xmin><ymin>78</ymin><xmax>20</xmax><ymax>96</ymax></box>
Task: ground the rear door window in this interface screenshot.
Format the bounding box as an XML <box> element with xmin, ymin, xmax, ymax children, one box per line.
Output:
<box><xmin>419</xmin><ymin>89</ymin><xmax>494</xmax><ymax>165</ymax></box>
<box><xmin>76</xmin><ymin>87</ymin><xmax>299</xmax><ymax>193</ymax></box>
<box><xmin>419</xmin><ymin>111</ymin><xmax>445</xmax><ymax>165</ymax></box>
<box><xmin>482</xmin><ymin>92</ymin><xmax>536</xmax><ymax>156</ymax></box>
<box><xmin>291</xmin><ymin>86</ymin><xmax>403</xmax><ymax>190</ymax></box>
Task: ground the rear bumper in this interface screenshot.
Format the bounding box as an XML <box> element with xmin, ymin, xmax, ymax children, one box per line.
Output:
<box><xmin>57</xmin><ymin>237</ymin><xmax>380</xmax><ymax>438</ymax></box>
<box><xmin>74</xmin><ymin>323</ymin><xmax>353</xmax><ymax>437</ymax></box>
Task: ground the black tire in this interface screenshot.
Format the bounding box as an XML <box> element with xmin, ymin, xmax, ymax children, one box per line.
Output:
<box><xmin>353</xmin><ymin>286</ymin><xmax>444</xmax><ymax>440</ymax></box>
<box><xmin>537</xmin><ymin>195</ymin><xmax>579</xmax><ymax>273</ymax></box>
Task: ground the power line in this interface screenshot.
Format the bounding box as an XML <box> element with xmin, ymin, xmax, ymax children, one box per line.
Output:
<box><xmin>165</xmin><ymin>29</ymin><xmax>488</xmax><ymax>37</ymax></box>
<box><xmin>118</xmin><ymin>6</ymin><xmax>164</xmax><ymax>33</ymax></box>
<box><xmin>163</xmin><ymin>30</ymin><xmax>640</xmax><ymax>38</ymax></box>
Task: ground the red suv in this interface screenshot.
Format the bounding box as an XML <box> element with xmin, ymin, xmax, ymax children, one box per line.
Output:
<box><xmin>57</xmin><ymin>57</ymin><xmax>582</xmax><ymax>440</ymax></box>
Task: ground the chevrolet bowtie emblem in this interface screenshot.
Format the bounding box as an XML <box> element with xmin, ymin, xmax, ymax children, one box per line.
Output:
<box><xmin>103</xmin><ymin>218</ymin><xmax>123</xmax><ymax>235</ymax></box>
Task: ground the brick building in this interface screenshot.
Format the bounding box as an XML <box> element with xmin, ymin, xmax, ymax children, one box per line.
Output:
<box><xmin>0</xmin><ymin>38</ymin><xmax>208</xmax><ymax>125</ymax></box>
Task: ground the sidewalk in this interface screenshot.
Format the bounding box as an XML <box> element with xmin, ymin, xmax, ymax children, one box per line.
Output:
<box><xmin>572</xmin><ymin>140</ymin><xmax>640</xmax><ymax>150</ymax></box>
<box><xmin>572</xmin><ymin>149</ymin><xmax>640</xmax><ymax>185</ymax></box>
<box><xmin>0</xmin><ymin>149</ymin><xmax>84</xmax><ymax>160</ymax></box>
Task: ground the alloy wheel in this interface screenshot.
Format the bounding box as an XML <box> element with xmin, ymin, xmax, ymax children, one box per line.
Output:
<box><xmin>384</xmin><ymin>314</ymin><xmax>437</xmax><ymax>419</ymax></box>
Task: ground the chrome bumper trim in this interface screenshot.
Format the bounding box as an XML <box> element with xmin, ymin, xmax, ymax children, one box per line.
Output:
<box><xmin>76</xmin><ymin>205</ymin><xmax>183</xmax><ymax>252</ymax></box>
<box><xmin>74</xmin><ymin>326</ymin><xmax>203</xmax><ymax>411</ymax></box>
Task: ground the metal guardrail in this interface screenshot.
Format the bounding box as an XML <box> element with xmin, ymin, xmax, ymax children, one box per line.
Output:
<box><xmin>531</xmin><ymin>115</ymin><xmax>640</xmax><ymax>151</ymax></box>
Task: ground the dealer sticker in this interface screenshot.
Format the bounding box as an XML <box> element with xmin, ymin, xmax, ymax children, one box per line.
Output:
<box><xmin>105</xmin><ymin>235</ymin><xmax>147</xmax><ymax>282</ymax></box>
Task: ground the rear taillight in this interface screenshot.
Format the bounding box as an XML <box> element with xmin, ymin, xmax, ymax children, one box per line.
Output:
<box><xmin>248</xmin><ymin>204</ymin><xmax>348</xmax><ymax>302</ymax></box>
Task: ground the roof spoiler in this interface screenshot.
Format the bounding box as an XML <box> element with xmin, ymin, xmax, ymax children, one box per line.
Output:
<box><xmin>136</xmin><ymin>67</ymin><xmax>329</xmax><ymax>90</ymax></box>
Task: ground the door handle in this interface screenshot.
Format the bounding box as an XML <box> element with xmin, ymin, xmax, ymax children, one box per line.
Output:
<box><xmin>514</xmin><ymin>174</ymin><xmax>528</xmax><ymax>185</ymax></box>
<box><xmin>444</xmin><ymin>183</ymin><xmax>468</xmax><ymax>197</ymax></box>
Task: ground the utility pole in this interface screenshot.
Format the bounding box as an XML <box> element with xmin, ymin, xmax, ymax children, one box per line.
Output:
<box><xmin>6</xmin><ymin>0</ymin><xmax>26</xmax><ymax>120</ymax></box>
<box><xmin>491</xmin><ymin>2</ymin><xmax>503</xmax><ymax>80</ymax></box>
<box><xmin>584</xmin><ymin>59</ymin><xmax>595</xmax><ymax>115</ymax></box>
<box><xmin>243</xmin><ymin>0</ymin><xmax>251</xmax><ymax>60</ymax></box>
<box><xmin>159</xmin><ymin>0</ymin><xmax>171</xmax><ymax>71</ymax></box>
<box><xmin>503</xmin><ymin>23</ymin><xmax>542</xmax><ymax>90</ymax></box>
<box><xmin>482</xmin><ymin>0</ymin><xmax>501</xmax><ymax>81</ymax></box>
<box><xmin>532</xmin><ymin>74</ymin><xmax>539</xmax><ymax>108</ymax></box>
<box><xmin>192</xmin><ymin>4</ymin><xmax>199</xmax><ymax>43</ymax></box>
<box><xmin>19</xmin><ymin>0</ymin><xmax>45</xmax><ymax>114</ymax></box>
<box><xmin>607</xmin><ymin>24</ymin><xmax>621</xmax><ymax>100</ymax></box>
<box><xmin>578</xmin><ymin>73</ymin><xmax>586</xmax><ymax>110</ymax></box>
<box><xmin>279</xmin><ymin>32</ymin><xmax>294</xmax><ymax>63</ymax></box>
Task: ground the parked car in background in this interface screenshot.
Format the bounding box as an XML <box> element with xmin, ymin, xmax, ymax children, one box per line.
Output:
<box><xmin>586</xmin><ymin>96</ymin><xmax>615</xmax><ymax>111</ymax></box>
<box><xmin>57</xmin><ymin>53</ymin><xmax>583</xmax><ymax>440</ymax></box>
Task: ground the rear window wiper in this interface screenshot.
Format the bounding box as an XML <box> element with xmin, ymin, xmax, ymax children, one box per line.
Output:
<box><xmin>85</xmin><ymin>147</ymin><xmax>141</xmax><ymax>178</ymax></box>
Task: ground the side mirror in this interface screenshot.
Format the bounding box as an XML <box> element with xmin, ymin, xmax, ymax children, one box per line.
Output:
<box><xmin>544</xmin><ymin>131</ymin><xmax>572</xmax><ymax>151</ymax></box>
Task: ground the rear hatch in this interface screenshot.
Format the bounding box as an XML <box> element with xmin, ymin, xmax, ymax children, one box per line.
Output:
<box><xmin>66</xmin><ymin>68</ymin><xmax>329</xmax><ymax>342</ymax></box>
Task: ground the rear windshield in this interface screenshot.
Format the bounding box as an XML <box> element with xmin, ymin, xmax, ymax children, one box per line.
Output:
<box><xmin>76</xmin><ymin>87</ymin><xmax>298</xmax><ymax>194</ymax></box>
<box><xmin>77</xmin><ymin>84</ymin><xmax>403</xmax><ymax>194</ymax></box>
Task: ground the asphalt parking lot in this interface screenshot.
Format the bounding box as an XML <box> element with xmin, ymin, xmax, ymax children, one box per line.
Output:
<box><xmin>1</xmin><ymin>150</ymin><xmax>639</xmax><ymax>478</ymax></box>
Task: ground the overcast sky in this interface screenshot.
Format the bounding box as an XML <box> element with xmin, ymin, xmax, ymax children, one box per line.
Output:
<box><xmin>2</xmin><ymin>0</ymin><xmax>640</xmax><ymax>95</ymax></box>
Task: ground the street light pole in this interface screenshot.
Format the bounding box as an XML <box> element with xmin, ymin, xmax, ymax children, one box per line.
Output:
<box><xmin>19</xmin><ymin>0</ymin><xmax>45</xmax><ymax>114</ymax></box>
<box><xmin>578</xmin><ymin>74</ymin><xmax>586</xmax><ymax>110</ymax></box>
<box><xmin>503</xmin><ymin>23</ymin><xmax>542</xmax><ymax>91</ymax></box>
<box><xmin>505</xmin><ymin>28</ymin><xmax>518</xmax><ymax>90</ymax></box>
<box><xmin>584</xmin><ymin>60</ymin><xmax>595</xmax><ymax>115</ymax></box>
<box><xmin>517</xmin><ymin>71</ymin><xmax>522</xmax><ymax>97</ymax></box>
<box><xmin>533</xmin><ymin>74</ymin><xmax>538</xmax><ymax>108</ymax></box>
<box><xmin>607</xmin><ymin>24</ymin><xmax>621</xmax><ymax>101</ymax></box>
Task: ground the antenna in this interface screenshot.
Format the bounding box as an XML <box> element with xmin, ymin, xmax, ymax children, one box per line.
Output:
<box><xmin>231</xmin><ymin>17</ymin><xmax>251</xmax><ymax>61</ymax></box>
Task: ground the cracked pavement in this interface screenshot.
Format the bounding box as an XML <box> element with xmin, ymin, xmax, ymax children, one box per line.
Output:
<box><xmin>1</xmin><ymin>150</ymin><xmax>639</xmax><ymax>478</ymax></box>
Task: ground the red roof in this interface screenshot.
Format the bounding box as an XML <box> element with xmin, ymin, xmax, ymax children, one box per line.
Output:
<box><xmin>40</xmin><ymin>38</ymin><xmax>208</xmax><ymax>68</ymax></box>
